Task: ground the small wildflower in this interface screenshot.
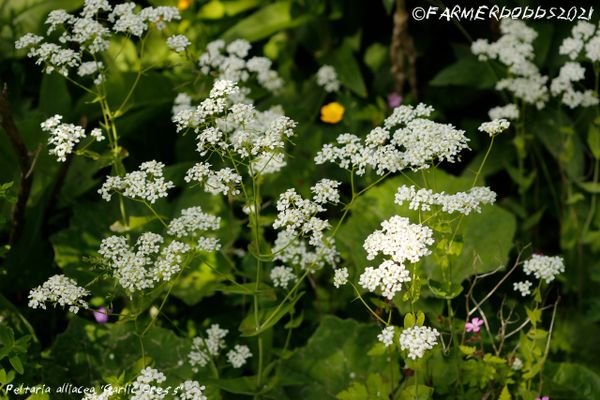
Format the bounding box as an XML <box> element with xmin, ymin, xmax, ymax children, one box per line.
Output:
<box><xmin>93</xmin><ymin>307</ymin><xmax>111</xmax><ymax>323</ymax></box>
<box><xmin>465</xmin><ymin>317</ymin><xmax>484</xmax><ymax>333</ymax></box>
<box><xmin>387</xmin><ymin>92</ymin><xmax>403</xmax><ymax>108</ymax></box>
<box><xmin>378</xmin><ymin>326</ymin><xmax>395</xmax><ymax>347</ymax></box>
<box><xmin>513</xmin><ymin>280</ymin><xmax>532</xmax><ymax>297</ymax></box>
<box><xmin>399</xmin><ymin>325</ymin><xmax>440</xmax><ymax>360</ymax></box>
<box><xmin>333</xmin><ymin>267</ymin><xmax>349</xmax><ymax>288</ymax></box>
<box><xmin>226</xmin><ymin>344</ymin><xmax>252</xmax><ymax>368</ymax></box>
<box><xmin>320</xmin><ymin>102</ymin><xmax>344</xmax><ymax>124</ymax></box>
<box><xmin>178</xmin><ymin>0</ymin><xmax>193</xmax><ymax>10</ymax></box>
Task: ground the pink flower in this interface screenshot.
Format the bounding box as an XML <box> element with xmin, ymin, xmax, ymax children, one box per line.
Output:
<box><xmin>93</xmin><ymin>307</ymin><xmax>111</xmax><ymax>324</ymax></box>
<box><xmin>387</xmin><ymin>92</ymin><xmax>403</xmax><ymax>108</ymax></box>
<box><xmin>535</xmin><ymin>397</ymin><xmax>549</xmax><ymax>400</ymax></box>
<box><xmin>465</xmin><ymin>317</ymin><xmax>484</xmax><ymax>333</ymax></box>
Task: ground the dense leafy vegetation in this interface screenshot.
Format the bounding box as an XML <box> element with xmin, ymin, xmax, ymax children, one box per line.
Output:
<box><xmin>1</xmin><ymin>0</ymin><xmax>599</xmax><ymax>399</ymax></box>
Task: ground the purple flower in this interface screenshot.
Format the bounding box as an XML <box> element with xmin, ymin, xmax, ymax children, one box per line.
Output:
<box><xmin>535</xmin><ymin>397</ymin><xmax>549</xmax><ymax>400</ymax></box>
<box><xmin>387</xmin><ymin>92</ymin><xmax>403</xmax><ymax>108</ymax></box>
<box><xmin>465</xmin><ymin>317</ymin><xmax>484</xmax><ymax>333</ymax></box>
<box><xmin>93</xmin><ymin>307</ymin><xmax>111</xmax><ymax>324</ymax></box>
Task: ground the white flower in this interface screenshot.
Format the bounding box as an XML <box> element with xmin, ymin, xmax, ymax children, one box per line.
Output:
<box><xmin>28</xmin><ymin>275</ymin><xmax>89</xmax><ymax>314</ymax></box>
<box><xmin>399</xmin><ymin>325</ymin><xmax>440</xmax><ymax>360</ymax></box>
<box><xmin>185</xmin><ymin>162</ymin><xmax>242</xmax><ymax>196</ymax></box>
<box><xmin>270</xmin><ymin>266</ymin><xmax>296</xmax><ymax>289</ymax></box>
<box><xmin>189</xmin><ymin>324</ymin><xmax>228</xmax><ymax>369</ymax></box>
<box><xmin>315</xmin><ymin>103</ymin><xmax>468</xmax><ymax>175</ymax></box>
<box><xmin>167</xmin><ymin>34</ymin><xmax>191</xmax><ymax>53</ymax></box>
<box><xmin>196</xmin><ymin>236</ymin><xmax>221</xmax><ymax>252</ymax></box>
<box><xmin>316</xmin><ymin>65</ymin><xmax>340</xmax><ymax>93</ymax></box>
<box><xmin>359</xmin><ymin>260</ymin><xmax>411</xmax><ymax>300</ymax></box>
<box><xmin>99</xmin><ymin>160</ymin><xmax>174</xmax><ymax>203</ymax></box>
<box><xmin>175</xmin><ymin>381</ymin><xmax>207</xmax><ymax>400</ymax></box>
<box><xmin>511</xmin><ymin>357</ymin><xmax>523</xmax><ymax>371</ymax></box>
<box><xmin>523</xmin><ymin>254</ymin><xmax>565</xmax><ymax>283</ymax></box>
<box><xmin>226</xmin><ymin>344</ymin><xmax>252</xmax><ymax>368</ymax></box>
<box><xmin>513</xmin><ymin>280</ymin><xmax>532</xmax><ymax>297</ymax></box>
<box><xmin>41</xmin><ymin>114</ymin><xmax>86</xmax><ymax>162</ymax></box>
<box><xmin>311</xmin><ymin>179</ymin><xmax>341</xmax><ymax>204</ymax></box>
<box><xmin>153</xmin><ymin>240</ymin><xmax>190</xmax><ymax>281</ymax></box>
<box><xmin>478</xmin><ymin>119</ymin><xmax>510</xmax><ymax>136</ymax></box>
<box><xmin>363</xmin><ymin>216</ymin><xmax>434</xmax><ymax>265</ymax></box>
<box><xmin>488</xmin><ymin>104</ymin><xmax>519</xmax><ymax>121</ymax></box>
<box><xmin>77</xmin><ymin>61</ymin><xmax>103</xmax><ymax>77</ymax></box>
<box><xmin>333</xmin><ymin>267</ymin><xmax>349</xmax><ymax>288</ymax></box>
<box><xmin>89</xmin><ymin>128</ymin><xmax>104</xmax><ymax>141</ymax></box>
<box><xmin>550</xmin><ymin>62</ymin><xmax>598</xmax><ymax>108</ymax></box>
<box><xmin>394</xmin><ymin>185</ymin><xmax>496</xmax><ymax>215</ymax></box>
<box><xmin>131</xmin><ymin>367</ymin><xmax>167</xmax><ymax>400</ymax></box>
<box><xmin>378</xmin><ymin>326</ymin><xmax>395</xmax><ymax>348</ymax></box>
<box><xmin>167</xmin><ymin>206</ymin><xmax>221</xmax><ymax>238</ymax></box>
<box><xmin>15</xmin><ymin>33</ymin><xmax>43</xmax><ymax>49</ymax></box>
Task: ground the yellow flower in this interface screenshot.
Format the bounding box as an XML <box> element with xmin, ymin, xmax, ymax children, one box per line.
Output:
<box><xmin>178</xmin><ymin>0</ymin><xmax>193</xmax><ymax>11</ymax></box>
<box><xmin>320</xmin><ymin>102</ymin><xmax>344</xmax><ymax>124</ymax></box>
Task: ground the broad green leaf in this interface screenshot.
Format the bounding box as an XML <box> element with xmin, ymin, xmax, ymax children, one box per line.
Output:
<box><xmin>404</xmin><ymin>313</ymin><xmax>415</xmax><ymax>328</ymax></box>
<box><xmin>280</xmin><ymin>316</ymin><xmax>399</xmax><ymax>398</ymax></box>
<box><xmin>499</xmin><ymin>385</ymin><xmax>511</xmax><ymax>400</ymax></box>
<box><xmin>576</xmin><ymin>181</ymin><xmax>600</xmax><ymax>193</ymax></box>
<box><xmin>322</xmin><ymin>41</ymin><xmax>367</xmax><ymax>97</ymax></box>
<box><xmin>397</xmin><ymin>384</ymin><xmax>434</xmax><ymax>400</ymax></box>
<box><xmin>544</xmin><ymin>362</ymin><xmax>600</xmax><ymax>399</ymax></box>
<box><xmin>9</xmin><ymin>355</ymin><xmax>23</xmax><ymax>374</ymax></box>
<box><xmin>587</xmin><ymin>124</ymin><xmax>600</xmax><ymax>159</ymax></box>
<box><xmin>222</xmin><ymin>1</ymin><xmax>311</xmax><ymax>42</ymax></box>
<box><xmin>39</xmin><ymin>73</ymin><xmax>72</xmax><ymax>116</ymax></box>
<box><xmin>336</xmin><ymin>381</ymin><xmax>368</xmax><ymax>400</ymax></box>
<box><xmin>430</xmin><ymin>55</ymin><xmax>497</xmax><ymax>89</ymax></box>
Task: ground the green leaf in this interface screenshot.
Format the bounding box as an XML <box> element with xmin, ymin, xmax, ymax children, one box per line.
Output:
<box><xmin>430</xmin><ymin>55</ymin><xmax>497</xmax><ymax>89</ymax></box>
<box><xmin>459</xmin><ymin>345</ymin><xmax>476</xmax><ymax>357</ymax></box>
<box><xmin>280</xmin><ymin>316</ymin><xmax>399</xmax><ymax>398</ymax></box>
<box><xmin>239</xmin><ymin>291</ymin><xmax>305</xmax><ymax>336</ymax></box>
<box><xmin>544</xmin><ymin>362</ymin><xmax>600</xmax><ymax>399</ymax></box>
<box><xmin>416</xmin><ymin>311</ymin><xmax>425</xmax><ymax>326</ymax></box>
<box><xmin>9</xmin><ymin>355</ymin><xmax>23</xmax><ymax>374</ymax></box>
<box><xmin>404</xmin><ymin>313</ymin><xmax>415</xmax><ymax>328</ymax></box>
<box><xmin>397</xmin><ymin>384</ymin><xmax>434</xmax><ymax>400</ymax></box>
<box><xmin>587</xmin><ymin>124</ymin><xmax>600</xmax><ymax>159</ymax></box>
<box><xmin>39</xmin><ymin>73</ymin><xmax>72</xmax><ymax>116</ymax></box>
<box><xmin>576</xmin><ymin>181</ymin><xmax>600</xmax><ymax>193</ymax></box>
<box><xmin>336</xmin><ymin>382</ymin><xmax>368</xmax><ymax>400</ymax></box>
<box><xmin>499</xmin><ymin>385</ymin><xmax>512</xmax><ymax>400</ymax></box>
<box><xmin>322</xmin><ymin>41</ymin><xmax>367</xmax><ymax>97</ymax></box>
<box><xmin>222</xmin><ymin>1</ymin><xmax>311</xmax><ymax>42</ymax></box>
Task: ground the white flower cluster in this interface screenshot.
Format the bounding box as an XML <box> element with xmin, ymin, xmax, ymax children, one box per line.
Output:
<box><xmin>167</xmin><ymin>207</ymin><xmax>221</xmax><ymax>252</ymax></box>
<box><xmin>15</xmin><ymin>0</ymin><xmax>180</xmax><ymax>79</ymax></box>
<box><xmin>377</xmin><ymin>326</ymin><xmax>395</xmax><ymax>348</ymax></box>
<box><xmin>363</xmin><ymin>216</ymin><xmax>434</xmax><ymax>264</ymax></box>
<box><xmin>316</xmin><ymin>65</ymin><xmax>340</xmax><ymax>92</ymax></box>
<box><xmin>41</xmin><ymin>114</ymin><xmax>103</xmax><ymax>162</ymax></box>
<box><xmin>198</xmin><ymin>39</ymin><xmax>283</xmax><ymax>93</ymax></box>
<box><xmin>167</xmin><ymin>34</ymin><xmax>191</xmax><ymax>53</ymax></box>
<box><xmin>472</xmin><ymin>20</ymin><xmax>548</xmax><ymax>109</ymax></box>
<box><xmin>550</xmin><ymin>62</ymin><xmax>598</xmax><ymax>108</ymax></box>
<box><xmin>184</xmin><ymin>162</ymin><xmax>242</xmax><ymax>196</ymax></box>
<box><xmin>513</xmin><ymin>280</ymin><xmax>532</xmax><ymax>297</ymax></box>
<box><xmin>360</xmin><ymin>216</ymin><xmax>433</xmax><ymax>300</ymax></box>
<box><xmin>131</xmin><ymin>367</ymin><xmax>166</xmax><ymax>400</ymax></box>
<box><xmin>270</xmin><ymin>265</ymin><xmax>297</xmax><ymax>289</ymax></box>
<box><xmin>226</xmin><ymin>344</ymin><xmax>253</xmax><ymax>368</ymax></box>
<box><xmin>522</xmin><ymin>254</ymin><xmax>565</xmax><ymax>284</ymax></box>
<box><xmin>172</xmin><ymin>93</ymin><xmax>193</xmax><ymax>117</ymax></box>
<box><xmin>478</xmin><ymin>119</ymin><xmax>510</xmax><ymax>137</ymax></box>
<box><xmin>98</xmin><ymin>233</ymin><xmax>190</xmax><ymax>292</ymax></box>
<box><xmin>188</xmin><ymin>324</ymin><xmax>251</xmax><ymax>370</ymax></box>
<box><xmin>394</xmin><ymin>185</ymin><xmax>496</xmax><ymax>215</ymax></box>
<box><xmin>174</xmin><ymin>81</ymin><xmax>297</xmax><ymax>184</ymax></box>
<box><xmin>189</xmin><ymin>324</ymin><xmax>229</xmax><ymax>370</ymax></box>
<box><xmin>175</xmin><ymin>380</ymin><xmax>208</xmax><ymax>400</ymax></box>
<box><xmin>28</xmin><ymin>274</ymin><xmax>89</xmax><ymax>313</ymax></box>
<box><xmin>99</xmin><ymin>160</ymin><xmax>174</xmax><ymax>203</ymax></box>
<box><xmin>271</xmin><ymin>182</ymin><xmax>341</xmax><ymax>271</ymax></box>
<box><xmin>333</xmin><ymin>267</ymin><xmax>349</xmax><ymax>288</ymax></box>
<box><xmin>488</xmin><ymin>104</ymin><xmax>520</xmax><ymax>121</ymax></box>
<box><xmin>399</xmin><ymin>325</ymin><xmax>440</xmax><ymax>360</ymax></box>
<box><xmin>315</xmin><ymin>103</ymin><xmax>469</xmax><ymax>175</ymax></box>
<box><xmin>559</xmin><ymin>21</ymin><xmax>600</xmax><ymax>63</ymax></box>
